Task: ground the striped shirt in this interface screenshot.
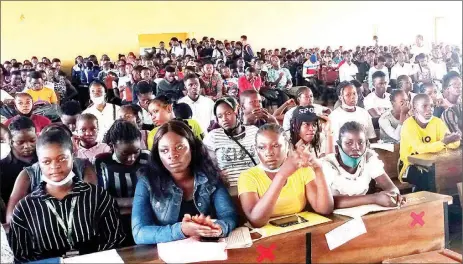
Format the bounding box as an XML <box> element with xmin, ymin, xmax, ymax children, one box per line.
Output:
<box><xmin>203</xmin><ymin>125</ymin><xmax>259</xmax><ymax>187</ymax></box>
<box><xmin>442</xmin><ymin>103</ymin><xmax>462</xmax><ymax>135</ymax></box>
<box><xmin>8</xmin><ymin>178</ymin><xmax>125</xmax><ymax>262</ymax></box>
<box><xmin>94</xmin><ymin>151</ymin><xmax>150</xmax><ymax>198</ymax></box>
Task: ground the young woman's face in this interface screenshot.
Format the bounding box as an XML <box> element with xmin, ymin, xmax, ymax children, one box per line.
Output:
<box><xmin>15</xmin><ymin>95</ymin><xmax>33</xmax><ymax>115</ymax></box>
<box><xmin>76</xmin><ymin>118</ymin><xmax>98</xmax><ymax>146</ymax></box>
<box><xmin>38</xmin><ymin>143</ymin><xmax>73</xmax><ymax>182</ymax></box>
<box><xmin>148</xmin><ymin>102</ymin><xmax>172</xmax><ymax>126</ymax></box>
<box><xmin>424</xmin><ymin>86</ymin><xmax>438</xmax><ymax>102</ymax></box>
<box><xmin>11</xmin><ymin>129</ymin><xmax>36</xmax><ymax>158</ymax></box>
<box><xmin>221</xmin><ymin>67</ymin><xmax>231</xmax><ymax>78</ymax></box>
<box><xmin>256</xmin><ymin>131</ymin><xmax>288</xmax><ymax>170</ymax></box>
<box><xmin>342</xmin><ymin>85</ymin><xmax>358</xmax><ymax>107</ymax></box>
<box><xmin>118</xmin><ymin>108</ymin><xmax>139</xmax><ymax>127</ymax></box>
<box><xmin>216</xmin><ymin>103</ymin><xmax>237</xmax><ymax>131</ymax></box>
<box><xmin>114</xmin><ymin>140</ymin><xmax>141</xmax><ymax>166</ymax></box>
<box><xmin>158</xmin><ymin>131</ymin><xmax>192</xmax><ymax>174</ymax></box>
<box><xmin>392</xmin><ymin>91</ymin><xmax>407</xmax><ymax>112</ymax></box>
<box><xmin>298</xmin><ymin>89</ymin><xmax>314</xmax><ymax>106</ymax></box>
<box><xmin>299</xmin><ymin>121</ymin><xmax>317</xmax><ymax>143</ymax></box>
<box><xmin>339</xmin><ymin>131</ymin><xmax>367</xmax><ymax>158</ymax></box>
<box><xmin>447</xmin><ymin>77</ymin><xmax>462</xmax><ymax>97</ymax></box>
<box><xmin>89</xmin><ymin>84</ymin><xmax>105</xmax><ymax>98</ymax></box>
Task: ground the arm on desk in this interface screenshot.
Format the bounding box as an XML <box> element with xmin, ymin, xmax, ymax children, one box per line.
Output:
<box><xmin>401</xmin><ymin>124</ymin><xmax>446</xmax><ymax>154</ymax></box>
<box><xmin>211</xmin><ymin>182</ymin><xmax>239</xmax><ymax>237</ymax></box>
<box><xmin>131</xmin><ymin>179</ymin><xmax>186</xmax><ymax>245</ymax></box>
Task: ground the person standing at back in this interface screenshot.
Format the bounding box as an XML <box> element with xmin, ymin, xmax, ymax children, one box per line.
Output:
<box><xmin>241</xmin><ymin>35</ymin><xmax>254</xmax><ymax>63</ymax></box>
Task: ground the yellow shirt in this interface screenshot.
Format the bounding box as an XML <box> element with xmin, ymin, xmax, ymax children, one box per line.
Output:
<box><xmin>25</xmin><ymin>87</ymin><xmax>58</xmax><ymax>104</ymax></box>
<box><xmin>399</xmin><ymin>116</ymin><xmax>460</xmax><ymax>181</ymax></box>
<box><xmin>238</xmin><ymin>166</ymin><xmax>315</xmax><ymax>217</ymax></box>
<box><xmin>147</xmin><ymin>119</ymin><xmax>204</xmax><ymax>150</ymax></box>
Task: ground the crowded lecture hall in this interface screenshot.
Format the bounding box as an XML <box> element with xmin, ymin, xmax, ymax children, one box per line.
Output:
<box><xmin>0</xmin><ymin>1</ymin><xmax>462</xmax><ymax>263</ymax></box>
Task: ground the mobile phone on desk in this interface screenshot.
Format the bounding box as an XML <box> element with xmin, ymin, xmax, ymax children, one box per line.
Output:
<box><xmin>269</xmin><ymin>215</ymin><xmax>308</xmax><ymax>227</ymax></box>
<box><xmin>200</xmin><ymin>236</ymin><xmax>221</xmax><ymax>243</ymax></box>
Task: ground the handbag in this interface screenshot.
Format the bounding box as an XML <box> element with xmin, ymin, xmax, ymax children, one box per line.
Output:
<box><xmin>260</xmin><ymin>88</ymin><xmax>279</xmax><ymax>101</ymax></box>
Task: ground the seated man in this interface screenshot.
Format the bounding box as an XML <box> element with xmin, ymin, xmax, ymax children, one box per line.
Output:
<box><xmin>397</xmin><ymin>75</ymin><xmax>416</xmax><ymax>102</ymax></box>
<box><xmin>203</xmin><ymin>97</ymin><xmax>258</xmax><ymax>188</ymax></box>
<box><xmin>364</xmin><ymin>71</ymin><xmax>392</xmax><ymax>119</ymax></box>
<box><xmin>4</xmin><ymin>93</ymin><xmax>51</xmax><ymax>134</ymax></box>
<box><xmin>399</xmin><ymin>94</ymin><xmax>461</xmax><ymax>192</ymax></box>
<box><xmin>156</xmin><ymin>66</ymin><xmax>185</xmax><ymax>102</ymax></box>
<box><xmin>378</xmin><ymin>90</ymin><xmax>410</xmax><ymax>143</ymax></box>
<box><xmin>322</xmin><ymin>122</ymin><xmax>405</xmax><ymax>208</ymax></box>
<box><xmin>240</xmin><ymin>90</ymin><xmax>277</xmax><ymax>127</ymax></box>
<box><xmin>59</xmin><ymin>100</ymin><xmax>82</xmax><ymax>134</ymax></box>
<box><xmin>338</xmin><ymin>52</ymin><xmax>358</xmax><ymax>82</ymax></box>
<box><xmin>24</xmin><ymin>71</ymin><xmax>58</xmax><ymax>105</ymax></box>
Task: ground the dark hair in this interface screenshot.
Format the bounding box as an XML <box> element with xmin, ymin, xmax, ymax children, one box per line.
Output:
<box><xmin>51</xmin><ymin>58</ymin><xmax>61</xmax><ymax>63</ymax></box>
<box><xmin>397</xmin><ymin>75</ymin><xmax>410</xmax><ymax>90</ymax></box>
<box><xmin>8</xmin><ymin>116</ymin><xmax>35</xmax><ymax>133</ymax></box>
<box><xmin>12</xmin><ymin>63</ymin><xmax>20</xmax><ymax>69</ymax></box>
<box><xmin>289</xmin><ymin>107</ymin><xmax>321</xmax><ymax>156</ymax></box>
<box><xmin>165</xmin><ymin>66</ymin><xmax>176</xmax><ymax>73</ymax></box>
<box><xmin>10</xmin><ymin>70</ymin><xmax>21</xmax><ymax>76</ymax></box>
<box><xmin>336</xmin><ymin>81</ymin><xmax>355</xmax><ymax>96</ymax></box>
<box><xmin>102</xmin><ymin>120</ymin><xmax>141</xmax><ymax>146</ymax></box>
<box><xmin>0</xmin><ymin>123</ymin><xmax>12</xmax><ymax>140</ymax></box>
<box><xmin>415</xmin><ymin>53</ymin><xmax>426</xmax><ymax>61</ymax></box>
<box><xmin>412</xmin><ymin>93</ymin><xmax>430</xmax><ymax>108</ymax></box>
<box><xmin>119</xmin><ymin>104</ymin><xmax>143</xmax><ymax>124</ymax></box>
<box><xmin>256</xmin><ymin>123</ymin><xmax>287</xmax><ymax>143</ymax></box>
<box><xmin>28</xmin><ymin>71</ymin><xmax>42</xmax><ymax>80</ymax></box>
<box><xmin>239</xmin><ymin>89</ymin><xmax>259</xmax><ymax>105</ymax></box>
<box><xmin>37</xmin><ymin>125</ymin><xmax>73</xmax><ymax>153</ymax></box>
<box><xmin>60</xmin><ymin>100</ymin><xmax>82</xmax><ymax>116</ymax></box>
<box><xmin>173</xmin><ymin>102</ymin><xmax>193</xmax><ymax>119</ymax></box>
<box><xmin>241</xmin><ymin>35</ymin><xmax>248</xmax><ymax>40</ymax></box>
<box><xmin>442</xmin><ymin>71</ymin><xmax>461</xmax><ymax>90</ymax></box>
<box><xmin>372</xmin><ymin>70</ymin><xmax>386</xmax><ymax>80</ymax></box>
<box><xmin>183</xmin><ymin>73</ymin><xmax>198</xmax><ymax>83</ymax></box>
<box><xmin>296</xmin><ymin>86</ymin><xmax>311</xmax><ymax>98</ymax></box>
<box><xmin>390</xmin><ymin>89</ymin><xmax>406</xmax><ymax>102</ymax></box>
<box><xmin>77</xmin><ymin>113</ymin><xmax>98</xmax><ymax>126</ymax></box>
<box><xmin>377</xmin><ymin>56</ymin><xmax>386</xmax><ymax>63</ymax></box>
<box><xmin>150</xmin><ymin>94</ymin><xmax>171</xmax><ymax>108</ymax></box>
<box><xmin>245</xmin><ymin>67</ymin><xmax>256</xmax><ymax>74</ymax></box>
<box><xmin>135</xmin><ymin>81</ymin><xmax>153</xmax><ymax>95</ymax></box>
<box><xmin>141</xmin><ymin>120</ymin><xmax>220</xmax><ymax>196</ymax></box>
<box><xmin>419</xmin><ymin>82</ymin><xmax>435</xmax><ymax>94</ymax></box>
<box><xmin>338</xmin><ymin>121</ymin><xmax>366</xmax><ymax>142</ymax></box>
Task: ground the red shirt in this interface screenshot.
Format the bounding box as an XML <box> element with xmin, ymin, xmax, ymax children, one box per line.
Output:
<box><xmin>4</xmin><ymin>114</ymin><xmax>52</xmax><ymax>134</ymax></box>
<box><xmin>238</xmin><ymin>76</ymin><xmax>262</xmax><ymax>95</ymax></box>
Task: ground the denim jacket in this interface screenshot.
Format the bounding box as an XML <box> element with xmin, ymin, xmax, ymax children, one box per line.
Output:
<box><xmin>131</xmin><ymin>171</ymin><xmax>238</xmax><ymax>245</ymax></box>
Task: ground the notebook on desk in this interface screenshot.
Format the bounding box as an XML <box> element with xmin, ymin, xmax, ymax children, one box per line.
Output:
<box><xmin>333</xmin><ymin>204</ymin><xmax>398</xmax><ymax>218</ymax></box>
<box><xmin>157</xmin><ymin>237</ymin><xmax>228</xmax><ymax>263</ymax></box>
<box><xmin>62</xmin><ymin>249</ymin><xmax>124</xmax><ymax>263</ymax></box>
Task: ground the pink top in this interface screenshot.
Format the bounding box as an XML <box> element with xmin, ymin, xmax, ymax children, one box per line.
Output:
<box><xmin>76</xmin><ymin>143</ymin><xmax>111</xmax><ymax>162</ymax></box>
<box><xmin>238</xmin><ymin>76</ymin><xmax>262</xmax><ymax>95</ymax></box>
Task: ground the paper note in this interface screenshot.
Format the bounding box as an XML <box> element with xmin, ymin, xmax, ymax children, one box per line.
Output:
<box><xmin>333</xmin><ymin>204</ymin><xmax>398</xmax><ymax>218</ymax></box>
<box><xmin>225</xmin><ymin>227</ymin><xmax>253</xmax><ymax>249</ymax></box>
<box><xmin>63</xmin><ymin>249</ymin><xmax>124</xmax><ymax>263</ymax></box>
<box><xmin>325</xmin><ymin>217</ymin><xmax>367</xmax><ymax>250</ymax></box>
<box><xmin>157</xmin><ymin>237</ymin><xmax>227</xmax><ymax>263</ymax></box>
<box><xmin>370</xmin><ymin>143</ymin><xmax>395</xmax><ymax>152</ymax></box>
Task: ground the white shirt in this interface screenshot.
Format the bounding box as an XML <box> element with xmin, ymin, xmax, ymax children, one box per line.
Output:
<box><xmin>368</xmin><ymin>66</ymin><xmax>389</xmax><ymax>90</ymax></box>
<box><xmin>212</xmin><ymin>49</ymin><xmax>227</xmax><ymax>64</ymax></box>
<box><xmin>339</xmin><ymin>62</ymin><xmax>359</xmax><ymax>82</ymax></box>
<box><xmin>330</xmin><ymin>106</ymin><xmax>376</xmax><ymax>140</ymax></box>
<box><xmin>184</xmin><ymin>47</ymin><xmax>197</xmax><ymax>57</ymax></box>
<box><xmin>282</xmin><ymin>104</ymin><xmax>326</xmax><ymax>131</ymax></box>
<box><xmin>137</xmin><ymin>102</ymin><xmax>153</xmax><ymax>125</ymax></box>
<box><xmin>82</xmin><ymin>103</ymin><xmax>120</xmax><ymax>142</ymax></box>
<box><xmin>429</xmin><ymin>60</ymin><xmax>447</xmax><ymax>81</ymax></box>
<box><xmin>171</xmin><ymin>46</ymin><xmax>184</xmax><ymax>57</ymax></box>
<box><xmin>0</xmin><ymin>89</ymin><xmax>13</xmax><ymax>102</ymax></box>
<box><xmin>390</xmin><ymin>63</ymin><xmax>414</xmax><ymax>80</ymax></box>
<box><xmin>363</xmin><ymin>92</ymin><xmax>392</xmax><ymax>115</ymax></box>
<box><xmin>322</xmin><ymin>149</ymin><xmax>385</xmax><ymax>196</ymax></box>
<box><xmin>178</xmin><ymin>95</ymin><xmax>215</xmax><ymax>133</ymax></box>
<box><xmin>1</xmin><ymin>225</ymin><xmax>13</xmax><ymax>264</ymax></box>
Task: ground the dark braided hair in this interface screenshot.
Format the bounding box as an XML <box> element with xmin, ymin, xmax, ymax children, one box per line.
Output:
<box><xmin>102</xmin><ymin>120</ymin><xmax>141</xmax><ymax>146</ymax></box>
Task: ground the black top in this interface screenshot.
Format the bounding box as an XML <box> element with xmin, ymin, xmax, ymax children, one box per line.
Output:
<box><xmin>8</xmin><ymin>178</ymin><xmax>126</xmax><ymax>262</ymax></box>
<box><xmin>178</xmin><ymin>199</ymin><xmax>200</xmax><ymax>222</ymax></box>
<box><xmin>0</xmin><ymin>153</ymin><xmax>37</xmax><ymax>205</ymax></box>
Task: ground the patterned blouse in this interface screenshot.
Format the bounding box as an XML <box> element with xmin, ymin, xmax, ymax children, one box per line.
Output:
<box><xmin>200</xmin><ymin>73</ymin><xmax>223</xmax><ymax>97</ymax></box>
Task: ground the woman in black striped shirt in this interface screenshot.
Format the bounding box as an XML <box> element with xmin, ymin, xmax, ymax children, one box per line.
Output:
<box><xmin>8</xmin><ymin>126</ymin><xmax>125</xmax><ymax>262</ymax></box>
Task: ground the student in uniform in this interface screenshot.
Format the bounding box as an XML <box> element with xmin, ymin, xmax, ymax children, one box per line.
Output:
<box><xmin>238</xmin><ymin>124</ymin><xmax>333</xmax><ymax>228</ymax></box>
<box><xmin>322</xmin><ymin>121</ymin><xmax>405</xmax><ymax>208</ymax></box>
<box><xmin>132</xmin><ymin>120</ymin><xmax>238</xmax><ymax>244</ymax></box>
<box><xmin>289</xmin><ymin>105</ymin><xmax>334</xmax><ymax>158</ymax></box>
<box><xmin>6</xmin><ymin>125</ymin><xmax>97</xmax><ymax>223</ymax></box>
<box><xmin>399</xmin><ymin>94</ymin><xmax>461</xmax><ymax>191</ymax></box>
<box><xmin>147</xmin><ymin>95</ymin><xmax>203</xmax><ymax>150</ymax></box>
<box><xmin>8</xmin><ymin>127</ymin><xmax>125</xmax><ymax>262</ymax></box>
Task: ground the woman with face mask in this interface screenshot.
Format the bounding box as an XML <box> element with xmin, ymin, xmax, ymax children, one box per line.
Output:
<box><xmin>82</xmin><ymin>81</ymin><xmax>121</xmax><ymax>142</ymax></box>
<box><xmin>322</xmin><ymin>121</ymin><xmax>405</xmax><ymax>209</ymax></box>
<box><xmin>8</xmin><ymin>127</ymin><xmax>125</xmax><ymax>262</ymax></box>
<box><xmin>238</xmin><ymin>124</ymin><xmax>333</xmax><ymax>228</ymax></box>
<box><xmin>398</xmin><ymin>94</ymin><xmax>461</xmax><ymax>192</ymax></box>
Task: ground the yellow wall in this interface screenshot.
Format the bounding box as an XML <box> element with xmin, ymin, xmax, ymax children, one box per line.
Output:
<box><xmin>2</xmin><ymin>1</ymin><xmax>461</xmax><ymax>71</ymax></box>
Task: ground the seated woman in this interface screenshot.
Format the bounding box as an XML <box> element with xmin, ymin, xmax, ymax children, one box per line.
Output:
<box><xmin>289</xmin><ymin>105</ymin><xmax>334</xmax><ymax>158</ymax></box>
<box><xmin>6</xmin><ymin>125</ymin><xmax>97</xmax><ymax>223</ymax></box>
<box><xmin>132</xmin><ymin>120</ymin><xmax>238</xmax><ymax>244</ymax></box>
<box><xmin>238</xmin><ymin>124</ymin><xmax>333</xmax><ymax>228</ymax></box>
<box><xmin>147</xmin><ymin>95</ymin><xmax>203</xmax><ymax>150</ymax></box>
<box><xmin>117</xmin><ymin>104</ymin><xmax>149</xmax><ymax>149</ymax></box>
<box><xmin>8</xmin><ymin>127</ymin><xmax>125</xmax><ymax>262</ymax></box>
<box><xmin>4</xmin><ymin>93</ymin><xmax>51</xmax><ymax>134</ymax></box>
<box><xmin>322</xmin><ymin>121</ymin><xmax>405</xmax><ymax>208</ymax></box>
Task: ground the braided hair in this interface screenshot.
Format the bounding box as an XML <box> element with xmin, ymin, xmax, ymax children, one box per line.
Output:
<box><xmin>102</xmin><ymin>119</ymin><xmax>141</xmax><ymax>146</ymax></box>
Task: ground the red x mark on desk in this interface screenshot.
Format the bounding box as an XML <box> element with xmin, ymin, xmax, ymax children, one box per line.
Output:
<box><xmin>256</xmin><ymin>244</ymin><xmax>277</xmax><ymax>262</ymax></box>
<box><xmin>410</xmin><ymin>211</ymin><xmax>425</xmax><ymax>227</ymax></box>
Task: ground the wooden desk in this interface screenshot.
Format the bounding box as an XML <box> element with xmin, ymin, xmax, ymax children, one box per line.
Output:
<box><xmin>375</xmin><ymin>144</ymin><xmax>414</xmax><ymax>193</ymax></box>
<box><xmin>382</xmin><ymin>249</ymin><xmax>462</xmax><ymax>263</ymax></box>
<box><xmin>117</xmin><ymin>191</ymin><xmax>452</xmax><ymax>263</ymax></box>
<box><xmin>408</xmin><ymin>148</ymin><xmax>462</xmax><ymax>196</ymax></box>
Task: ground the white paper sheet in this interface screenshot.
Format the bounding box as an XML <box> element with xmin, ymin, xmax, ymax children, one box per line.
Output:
<box><xmin>370</xmin><ymin>143</ymin><xmax>395</xmax><ymax>152</ymax></box>
<box><xmin>157</xmin><ymin>237</ymin><xmax>227</xmax><ymax>263</ymax></box>
<box><xmin>225</xmin><ymin>227</ymin><xmax>253</xmax><ymax>249</ymax></box>
<box><xmin>333</xmin><ymin>204</ymin><xmax>398</xmax><ymax>218</ymax></box>
<box><xmin>325</xmin><ymin>217</ymin><xmax>367</xmax><ymax>250</ymax></box>
<box><xmin>63</xmin><ymin>249</ymin><xmax>124</xmax><ymax>263</ymax></box>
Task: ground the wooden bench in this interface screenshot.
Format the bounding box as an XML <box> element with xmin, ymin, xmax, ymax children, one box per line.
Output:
<box><xmin>383</xmin><ymin>249</ymin><xmax>462</xmax><ymax>263</ymax></box>
<box><xmin>117</xmin><ymin>191</ymin><xmax>452</xmax><ymax>263</ymax></box>
<box><xmin>408</xmin><ymin>148</ymin><xmax>462</xmax><ymax>196</ymax></box>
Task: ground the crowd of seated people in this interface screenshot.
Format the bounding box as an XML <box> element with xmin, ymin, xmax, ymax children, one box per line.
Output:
<box><xmin>0</xmin><ymin>33</ymin><xmax>462</xmax><ymax>262</ymax></box>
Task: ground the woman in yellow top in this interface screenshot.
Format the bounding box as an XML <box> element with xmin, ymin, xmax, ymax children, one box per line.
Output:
<box><xmin>238</xmin><ymin>123</ymin><xmax>333</xmax><ymax>228</ymax></box>
<box><xmin>146</xmin><ymin>95</ymin><xmax>204</xmax><ymax>150</ymax></box>
<box><xmin>399</xmin><ymin>93</ymin><xmax>460</xmax><ymax>192</ymax></box>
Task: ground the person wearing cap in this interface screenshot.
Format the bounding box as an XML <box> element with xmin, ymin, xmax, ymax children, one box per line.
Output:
<box><xmin>178</xmin><ymin>73</ymin><xmax>215</xmax><ymax>133</ymax></box>
<box><xmin>321</xmin><ymin>121</ymin><xmax>404</xmax><ymax>209</ymax></box>
<box><xmin>203</xmin><ymin>97</ymin><xmax>259</xmax><ymax>188</ymax></box>
<box><xmin>289</xmin><ymin>105</ymin><xmax>334</xmax><ymax>158</ymax></box>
